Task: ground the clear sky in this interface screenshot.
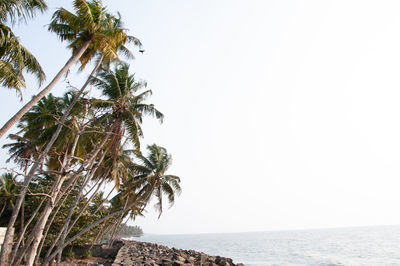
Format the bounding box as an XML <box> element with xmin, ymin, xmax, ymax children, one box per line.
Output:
<box><xmin>2</xmin><ymin>0</ymin><xmax>400</xmax><ymax>234</ymax></box>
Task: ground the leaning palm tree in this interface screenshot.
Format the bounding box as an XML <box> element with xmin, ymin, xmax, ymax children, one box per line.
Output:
<box><xmin>0</xmin><ymin>0</ymin><xmax>126</xmax><ymax>139</ymax></box>
<box><xmin>0</xmin><ymin>0</ymin><xmax>47</xmax><ymax>96</ymax></box>
<box><xmin>127</xmin><ymin>144</ymin><xmax>182</xmax><ymax>218</ymax></box>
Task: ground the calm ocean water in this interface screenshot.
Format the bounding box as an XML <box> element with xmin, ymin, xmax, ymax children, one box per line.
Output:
<box><xmin>132</xmin><ymin>225</ymin><xmax>400</xmax><ymax>266</ymax></box>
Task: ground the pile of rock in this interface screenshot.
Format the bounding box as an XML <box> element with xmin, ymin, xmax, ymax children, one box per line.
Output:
<box><xmin>112</xmin><ymin>240</ymin><xmax>244</xmax><ymax>266</ymax></box>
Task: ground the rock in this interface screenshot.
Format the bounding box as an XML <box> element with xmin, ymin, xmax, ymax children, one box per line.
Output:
<box><xmin>112</xmin><ymin>240</ymin><xmax>243</xmax><ymax>266</ymax></box>
<box><xmin>172</xmin><ymin>253</ymin><xmax>184</xmax><ymax>260</ymax></box>
<box><xmin>186</xmin><ymin>256</ymin><xmax>196</xmax><ymax>263</ymax></box>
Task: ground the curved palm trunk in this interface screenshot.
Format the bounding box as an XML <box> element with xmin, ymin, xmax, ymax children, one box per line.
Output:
<box><xmin>24</xmin><ymin>173</ymin><xmax>68</xmax><ymax>266</ymax></box>
<box><xmin>9</xmin><ymin>198</ymin><xmax>45</xmax><ymax>265</ymax></box>
<box><xmin>0</xmin><ymin>40</ymin><xmax>91</xmax><ymax>139</ymax></box>
<box><xmin>94</xmin><ymin>223</ymin><xmax>113</xmax><ymax>244</ymax></box>
<box><xmin>108</xmin><ymin>202</ymin><xmax>128</xmax><ymax>248</ymax></box>
<box><xmin>35</xmin><ymin>189</ymin><xmax>72</xmax><ymax>265</ymax></box>
<box><xmin>0</xmin><ymin>202</ymin><xmax>6</xmax><ymax>217</ymax></box>
<box><xmin>0</xmin><ymin>40</ymin><xmax>91</xmax><ymax>266</ymax></box>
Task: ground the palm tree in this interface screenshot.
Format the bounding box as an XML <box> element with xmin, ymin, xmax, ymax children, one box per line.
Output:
<box><xmin>0</xmin><ymin>0</ymin><xmax>131</xmax><ymax>139</ymax></box>
<box><xmin>3</xmin><ymin>134</ymin><xmax>38</xmax><ymax>169</ymax></box>
<box><xmin>90</xmin><ymin>62</ymin><xmax>163</xmax><ymax>156</ymax></box>
<box><xmin>127</xmin><ymin>144</ymin><xmax>182</xmax><ymax>218</ymax></box>
<box><xmin>0</xmin><ymin>0</ymin><xmax>47</xmax><ymax>96</ymax></box>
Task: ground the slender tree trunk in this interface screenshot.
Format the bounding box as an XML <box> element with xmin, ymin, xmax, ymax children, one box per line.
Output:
<box><xmin>9</xmin><ymin>198</ymin><xmax>45</xmax><ymax>265</ymax></box>
<box><xmin>94</xmin><ymin>184</ymin><xmax>116</xmax><ymax>214</ymax></box>
<box><xmin>94</xmin><ymin>223</ymin><xmax>112</xmax><ymax>244</ymax></box>
<box><xmin>20</xmin><ymin>164</ymin><xmax>28</xmax><ymax>247</ymax></box>
<box><xmin>35</xmin><ymin>190</ymin><xmax>70</xmax><ymax>265</ymax></box>
<box><xmin>20</xmin><ymin>197</ymin><xmax>24</xmax><ymax>241</ymax></box>
<box><xmin>24</xmin><ymin>174</ymin><xmax>68</xmax><ymax>266</ymax></box>
<box><xmin>108</xmin><ymin>196</ymin><xmax>129</xmax><ymax>248</ymax></box>
<box><xmin>107</xmin><ymin>221</ymin><xmax>119</xmax><ymax>247</ymax></box>
<box><xmin>0</xmin><ymin>41</ymin><xmax>91</xmax><ymax>266</ymax></box>
<box><xmin>0</xmin><ymin>41</ymin><xmax>91</xmax><ymax>139</ymax></box>
<box><xmin>0</xmin><ymin>203</ymin><xmax>6</xmax><ymax>217</ymax></box>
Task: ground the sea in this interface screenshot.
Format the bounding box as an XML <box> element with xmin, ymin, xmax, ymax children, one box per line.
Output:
<box><xmin>132</xmin><ymin>225</ymin><xmax>400</xmax><ymax>266</ymax></box>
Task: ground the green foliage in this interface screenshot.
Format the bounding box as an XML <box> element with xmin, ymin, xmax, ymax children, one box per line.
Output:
<box><xmin>48</xmin><ymin>0</ymin><xmax>141</xmax><ymax>70</ymax></box>
<box><xmin>0</xmin><ymin>2</ymin><xmax>182</xmax><ymax>263</ymax></box>
<box><xmin>90</xmin><ymin>62</ymin><xmax>163</xmax><ymax>155</ymax></box>
<box><xmin>0</xmin><ymin>0</ymin><xmax>46</xmax><ymax>96</ymax></box>
<box><xmin>0</xmin><ymin>0</ymin><xmax>47</xmax><ymax>24</ymax></box>
<box><xmin>127</xmin><ymin>144</ymin><xmax>182</xmax><ymax>218</ymax></box>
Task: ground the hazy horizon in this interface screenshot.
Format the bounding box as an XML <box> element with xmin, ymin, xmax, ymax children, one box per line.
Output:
<box><xmin>141</xmin><ymin>223</ymin><xmax>400</xmax><ymax>236</ymax></box>
<box><xmin>2</xmin><ymin>0</ymin><xmax>400</xmax><ymax>235</ymax></box>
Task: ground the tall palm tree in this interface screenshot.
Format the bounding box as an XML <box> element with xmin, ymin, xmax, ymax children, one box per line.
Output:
<box><xmin>0</xmin><ymin>0</ymin><xmax>130</xmax><ymax>139</ymax></box>
<box><xmin>0</xmin><ymin>0</ymin><xmax>47</xmax><ymax>96</ymax></box>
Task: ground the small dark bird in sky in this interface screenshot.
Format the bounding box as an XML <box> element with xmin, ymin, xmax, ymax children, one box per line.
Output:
<box><xmin>139</xmin><ymin>49</ymin><xmax>145</xmax><ymax>54</ymax></box>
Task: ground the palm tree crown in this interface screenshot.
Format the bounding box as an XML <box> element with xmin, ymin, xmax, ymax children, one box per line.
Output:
<box><xmin>91</xmin><ymin>62</ymin><xmax>163</xmax><ymax>154</ymax></box>
<box><xmin>128</xmin><ymin>144</ymin><xmax>181</xmax><ymax>218</ymax></box>
<box><xmin>48</xmin><ymin>0</ymin><xmax>139</xmax><ymax>69</ymax></box>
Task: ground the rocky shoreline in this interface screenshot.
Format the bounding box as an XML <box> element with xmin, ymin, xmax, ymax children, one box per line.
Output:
<box><xmin>112</xmin><ymin>240</ymin><xmax>244</xmax><ymax>266</ymax></box>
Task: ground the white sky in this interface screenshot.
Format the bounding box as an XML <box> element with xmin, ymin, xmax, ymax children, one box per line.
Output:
<box><xmin>2</xmin><ymin>0</ymin><xmax>400</xmax><ymax>234</ymax></box>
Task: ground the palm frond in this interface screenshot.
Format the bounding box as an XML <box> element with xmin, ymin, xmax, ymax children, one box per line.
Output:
<box><xmin>0</xmin><ymin>0</ymin><xmax>47</xmax><ymax>24</ymax></box>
